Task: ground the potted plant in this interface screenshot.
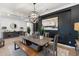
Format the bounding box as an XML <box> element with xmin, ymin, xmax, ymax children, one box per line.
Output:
<box><xmin>27</xmin><ymin>27</ymin><xmax>30</xmax><ymax>36</ymax></box>
<box><xmin>38</xmin><ymin>26</ymin><xmax>44</xmax><ymax>39</ymax></box>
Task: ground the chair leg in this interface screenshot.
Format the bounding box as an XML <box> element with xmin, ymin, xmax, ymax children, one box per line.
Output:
<box><xmin>75</xmin><ymin>48</ymin><xmax>78</xmax><ymax>56</ymax></box>
<box><xmin>53</xmin><ymin>48</ymin><xmax>55</xmax><ymax>56</ymax></box>
<box><xmin>3</xmin><ymin>41</ymin><xmax>5</xmax><ymax>46</ymax></box>
<box><xmin>75</xmin><ymin>46</ymin><xmax>78</xmax><ymax>56</ymax></box>
<box><xmin>14</xmin><ymin>43</ymin><xmax>19</xmax><ymax>50</ymax></box>
<box><xmin>14</xmin><ymin>43</ymin><xmax>17</xmax><ymax>50</ymax></box>
<box><xmin>56</xmin><ymin>48</ymin><xmax>57</xmax><ymax>56</ymax></box>
<box><xmin>56</xmin><ymin>50</ymin><xmax>57</xmax><ymax>56</ymax></box>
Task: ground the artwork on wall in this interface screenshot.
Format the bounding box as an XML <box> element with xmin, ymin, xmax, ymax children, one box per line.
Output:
<box><xmin>42</xmin><ymin>17</ymin><xmax>58</xmax><ymax>30</ymax></box>
<box><xmin>2</xmin><ymin>27</ymin><xmax>7</xmax><ymax>29</ymax></box>
<box><xmin>10</xmin><ymin>23</ymin><xmax>17</xmax><ymax>29</ymax></box>
<box><xmin>20</xmin><ymin>27</ymin><xmax>24</xmax><ymax>31</ymax></box>
<box><xmin>20</xmin><ymin>27</ymin><xmax>23</xmax><ymax>29</ymax></box>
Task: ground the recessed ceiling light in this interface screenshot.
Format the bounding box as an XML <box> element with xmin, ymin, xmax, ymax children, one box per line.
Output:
<box><xmin>7</xmin><ymin>14</ymin><xmax>10</xmax><ymax>16</ymax></box>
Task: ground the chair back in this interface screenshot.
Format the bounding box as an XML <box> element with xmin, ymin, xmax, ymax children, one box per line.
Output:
<box><xmin>53</xmin><ymin>34</ymin><xmax>59</xmax><ymax>56</ymax></box>
<box><xmin>44</xmin><ymin>32</ymin><xmax>49</xmax><ymax>37</ymax></box>
<box><xmin>43</xmin><ymin>34</ymin><xmax>59</xmax><ymax>56</ymax></box>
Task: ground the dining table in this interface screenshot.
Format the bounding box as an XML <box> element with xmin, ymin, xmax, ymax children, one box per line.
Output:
<box><xmin>22</xmin><ymin>36</ymin><xmax>52</xmax><ymax>51</ymax></box>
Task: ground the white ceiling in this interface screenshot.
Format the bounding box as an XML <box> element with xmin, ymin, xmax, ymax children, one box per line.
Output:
<box><xmin>0</xmin><ymin>3</ymin><xmax>78</xmax><ymax>20</ymax></box>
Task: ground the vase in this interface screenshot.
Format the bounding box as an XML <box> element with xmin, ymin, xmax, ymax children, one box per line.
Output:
<box><xmin>39</xmin><ymin>35</ymin><xmax>43</xmax><ymax>39</ymax></box>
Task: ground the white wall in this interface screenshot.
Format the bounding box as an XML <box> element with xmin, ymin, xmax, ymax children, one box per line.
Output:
<box><xmin>0</xmin><ymin>16</ymin><xmax>27</xmax><ymax>32</ymax></box>
<box><xmin>26</xmin><ymin>22</ymin><xmax>33</xmax><ymax>35</ymax></box>
<box><xmin>0</xmin><ymin>16</ymin><xmax>34</xmax><ymax>38</ymax></box>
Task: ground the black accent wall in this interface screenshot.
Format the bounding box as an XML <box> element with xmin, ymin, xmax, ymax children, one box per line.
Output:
<box><xmin>58</xmin><ymin>10</ymin><xmax>76</xmax><ymax>46</ymax></box>
<box><xmin>37</xmin><ymin>4</ymin><xmax>79</xmax><ymax>47</ymax></box>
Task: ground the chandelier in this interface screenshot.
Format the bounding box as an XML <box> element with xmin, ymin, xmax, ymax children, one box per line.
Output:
<box><xmin>29</xmin><ymin>3</ymin><xmax>39</xmax><ymax>23</ymax></box>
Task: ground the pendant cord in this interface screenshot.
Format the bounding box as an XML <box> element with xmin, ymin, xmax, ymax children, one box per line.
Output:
<box><xmin>33</xmin><ymin>3</ymin><xmax>36</xmax><ymax>12</ymax></box>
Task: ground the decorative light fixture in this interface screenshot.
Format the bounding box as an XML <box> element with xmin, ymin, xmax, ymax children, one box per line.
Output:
<box><xmin>29</xmin><ymin>3</ymin><xmax>39</xmax><ymax>23</ymax></box>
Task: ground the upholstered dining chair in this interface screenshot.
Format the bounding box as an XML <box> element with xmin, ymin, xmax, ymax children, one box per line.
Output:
<box><xmin>42</xmin><ymin>34</ymin><xmax>59</xmax><ymax>56</ymax></box>
<box><xmin>44</xmin><ymin>32</ymin><xmax>49</xmax><ymax>37</ymax></box>
<box><xmin>75</xmin><ymin>39</ymin><xmax>79</xmax><ymax>55</ymax></box>
<box><xmin>52</xmin><ymin>34</ymin><xmax>59</xmax><ymax>56</ymax></box>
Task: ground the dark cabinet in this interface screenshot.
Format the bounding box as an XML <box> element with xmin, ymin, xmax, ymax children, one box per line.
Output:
<box><xmin>3</xmin><ymin>31</ymin><xmax>25</xmax><ymax>39</ymax></box>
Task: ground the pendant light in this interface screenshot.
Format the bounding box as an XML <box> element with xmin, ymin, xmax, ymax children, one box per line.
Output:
<box><xmin>29</xmin><ymin>3</ymin><xmax>39</xmax><ymax>23</ymax></box>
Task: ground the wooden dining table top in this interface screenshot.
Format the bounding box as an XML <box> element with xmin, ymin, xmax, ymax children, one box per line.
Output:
<box><xmin>22</xmin><ymin>36</ymin><xmax>53</xmax><ymax>46</ymax></box>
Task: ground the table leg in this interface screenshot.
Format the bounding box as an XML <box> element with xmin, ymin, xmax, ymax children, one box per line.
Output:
<box><xmin>38</xmin><ymin>46</ymin><xmax>43</xmax><ymax>51</ymax></box>
<box><xmin>26</xmin><ymin>40</ymin><xmax>32</xmax><ymax>46</ymax></box>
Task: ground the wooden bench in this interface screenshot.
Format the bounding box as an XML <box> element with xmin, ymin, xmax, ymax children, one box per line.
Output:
<box><xmin>14</xmin><ymin>40</ymin><xmax>39</xmax><ymax>56</ymax></box>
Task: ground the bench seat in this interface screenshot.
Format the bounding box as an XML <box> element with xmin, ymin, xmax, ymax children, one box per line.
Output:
<box><xmin>14</xmin><ymin>40</ymin><xmax>39</xmax><ymax>56</ymax></box>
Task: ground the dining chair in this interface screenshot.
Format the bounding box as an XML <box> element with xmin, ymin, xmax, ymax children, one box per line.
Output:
<box><xmin>43</xmin><ymin>34</ymin><xmax>59</xmax><ymax>56</ymax></box>
<box><xmin>44</xmin><ymin>32</ymin><xmax>49</xmax><ymax>37</ymax></box>
<box><xmin>34</xmin><ymin>32</ymin><xmax>40</xmax><ymax>38</ymax></box>
<box><xmin>53</xmin><ymin>34</ymin><xmax>59</xmax><ymax>56</ymax></box>
<box><xmin>75</xmin><ymin>39</ymin><xmax>79</xmax><ymax>55</ymax></box>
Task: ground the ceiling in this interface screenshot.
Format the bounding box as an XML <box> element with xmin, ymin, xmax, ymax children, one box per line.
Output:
<box><xmin>0</xmin><ymin>3</ymin><xmax>78</xmax><ymax>20</ymax></box>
